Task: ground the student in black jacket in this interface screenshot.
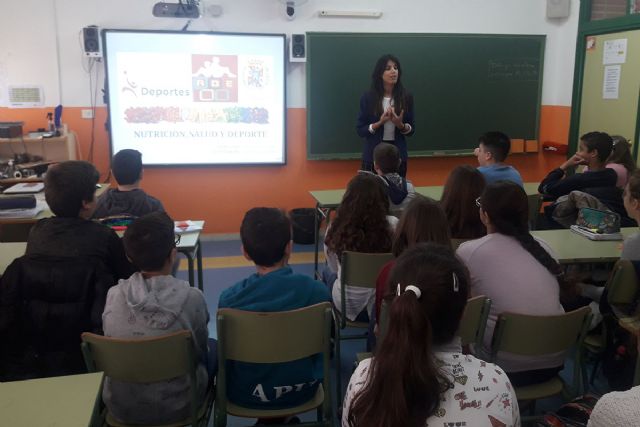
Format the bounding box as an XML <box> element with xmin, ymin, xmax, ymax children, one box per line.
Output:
<box><xmin>539</xmin><ymin>131</ymin><xmax>616</xmax><ymax>199</ymax></box>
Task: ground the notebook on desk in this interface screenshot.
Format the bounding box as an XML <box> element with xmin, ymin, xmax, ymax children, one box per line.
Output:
<box><xmin>3</xmin><ymin>182</ymin><xmax>45</xmax><ymax>194</ymax></box>
<box><xmin>570</xmin><ymin>225</ymin><xmax>623</xmax><ymax>241</ymax></box>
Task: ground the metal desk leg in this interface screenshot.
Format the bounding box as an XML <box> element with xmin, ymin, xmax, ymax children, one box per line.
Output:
<box><xmin>186</xmin><ymin>253</ymin><xmax>195</xmax><ymax>287</ymax></box>
<box><xmin>196</xmin><ymin>238</ymin><xmax>203</xmax><ymax>292</ymax></box>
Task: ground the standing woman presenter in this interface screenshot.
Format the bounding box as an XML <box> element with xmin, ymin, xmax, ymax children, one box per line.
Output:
<box><xmin>357</xmin><ymin>54</ymin><xmax>415</xmax><ymax>178</ymax></box>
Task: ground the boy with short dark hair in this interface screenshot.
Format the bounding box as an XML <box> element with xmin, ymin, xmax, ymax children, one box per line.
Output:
<box><xmin>101</xmin><ymin>212</ymin><xmax>211</xmax><ymax>425</ymax></box>
<box><xmin>373</xmin><ymin>142</ymin><xmax>415</xmax><ymax>214</ymax></box>
<box><xmin>93</xmin><ymin>149</ymin><xmax>164</xmax><ymax>219</ymax></box>
<box><xmin>475</xmin><ymin>131</ymin><xmax>523</xmax><ymax>186</ymax></box>
<box><xmin>218</xmin><ymin>208</ymin><xmax>330</xmax><ymax>411</ymax></box>
<box><xmin>539</xmin><ymin>131</ymin><xmax>617</xmax><ymax>198</ymax></box>
<box><xmin>29</xmin><ymin>160</ymin><xmax>134</xmax><ymax>278</ymax></box>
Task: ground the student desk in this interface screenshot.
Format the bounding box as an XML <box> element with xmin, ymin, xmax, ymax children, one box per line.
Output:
<box><xmin>309</xmin><ymin>183</ymin><xmax>541</xmax><ymax>276</ymax></box>
<box><xmin>0</xmin><ymin>372</ymin><xmax>104</xmax><ymax>427</ymax></box>
<box><xmin>0</xmin><ymin>242</ymin><xmax>26</xmax><ymax>275</ymax></box>
<box><xmin>175</xmin><ymin>220</ymin><xmax>205</xmax><ymax>291</ymax></box>
<box><xmin>530</xmin><ymin>227</ymin><xmax>636</xmax><ymax>264</ymax></box>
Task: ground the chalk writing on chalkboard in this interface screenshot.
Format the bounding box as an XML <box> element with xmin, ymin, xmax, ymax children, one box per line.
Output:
<box><xmin>488</xmin><ymin>58</ymin><xmax>539</xmax><ymax>81</ymax></box>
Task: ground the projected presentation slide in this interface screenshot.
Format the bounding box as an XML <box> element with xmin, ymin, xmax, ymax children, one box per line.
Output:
<box><xmin>103</xmin><ymin>30</ymin><xmax>286</xmax><ymax>166</ymax></box>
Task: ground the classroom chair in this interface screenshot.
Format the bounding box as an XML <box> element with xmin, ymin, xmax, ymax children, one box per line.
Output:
<box><xmin>355</xmin><ymin>296</ymin><xmax>491</xmax><ymax>365</ymax></box>
<box><xmin>80</xmin><ymin>330</ymin><xmax>215</xmax><ymax>427</ymax></box>
<box><xmin>450</xmin><ymin>238</ymin><xmax>471</xmax><ymax>251</ymax></box>
<box><xmin>458</xmin><ymin>295</ymin><xmax>491</xmax><ymax>348</ymax></box>
<box><xmin>215</xmin><ymin>302</ymin><xmax>333</xmax><ymax>427</ymax></box>
<box><xmin>582</xmin><ymin>259</ymin><xmax>640</xmax><ymax>386</ymax></box>
<box><xmin>527</xmin><ymin>193</ymin><xmax>542</xmax><ymax>230</ymax></box>
<box><xmin>334</xmin><ymin>251</ymin><xmax>393</xmax><ymax>402</ymax></box>
<box><xmin>490</xmin><ymin>307</ymin><xmax>592</xmax><ymax>420</ymax></box>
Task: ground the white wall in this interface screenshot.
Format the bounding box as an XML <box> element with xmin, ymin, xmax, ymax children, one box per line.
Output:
<box><xmin>0</xmin><ymin>0</ymin><xmax>579</xmax><ymax>108</ymax></box>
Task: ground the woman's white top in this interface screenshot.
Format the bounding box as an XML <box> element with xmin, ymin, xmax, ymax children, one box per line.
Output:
<box><xmin>342</xmin><ymin>339</ymin><xmax>521</xmax><ymax>427</ymax></box>
<box><xmin>588</xmin><ymin>386</ymin><xmax>640</xmax><ymax>426</ymax></box>
<box><xmin>382</xmin><ymin>97</ymin><xmax>395</xmax><ymax>141</ymax></box>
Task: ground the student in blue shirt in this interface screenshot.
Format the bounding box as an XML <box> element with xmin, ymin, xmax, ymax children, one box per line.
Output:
<box><xmin>474</xmin><ymin>131</ymin><xmax>524</xmax><ymax>186</ymax></box>
<box><xmin>218</xmin><ymin>207</ymin><xmax>330</xmax><ymax>419</ymax></box>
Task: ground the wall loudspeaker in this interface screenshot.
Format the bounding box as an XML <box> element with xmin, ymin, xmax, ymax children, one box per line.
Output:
<box><xmin>83</xmin><ymin>26</ymin><xmax>102</xmax><ymax>58</ymax></box>
<box><xmin>547</xmin><ymin>0</ymin><xmax>570</xmax><ymax>19</ymax></box>
<box><xmin>289</xmin><ymin>34</ymin><xmax>306</xmax><ymax>63</ymax></box>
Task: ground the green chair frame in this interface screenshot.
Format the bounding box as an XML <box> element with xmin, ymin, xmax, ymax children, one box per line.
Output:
<box><xmin>458</xmin><ymin>295</ymin><xmax>491</xmax><ymax>348</ymax></box>
<box><xmin>215</xmin><ymin>302</ymin><xmax>333</xmax><ymax>427</ymax></box>
<box><xmin>334</xmin><ymin>251</ymin><xmax>393</xmax><ymax>402</ymax></box>
<box><xmin>527</xmin><ymin>193</ymin><xmax>542</xmax><ymax>230</ymax></box>
<box><xmin>490</xmin><ymin>307</ymin><xmax>592</xmax><ymax>419</ymax></box>
<box><xmin>582</xmin><ymin>258</ymin><xmax>640</xmax><ymax>386</ymax></box>
<box><xmin>81</xmin><ymin>330</ymin><xmax>214</xmax><ymax>427</ymax></box>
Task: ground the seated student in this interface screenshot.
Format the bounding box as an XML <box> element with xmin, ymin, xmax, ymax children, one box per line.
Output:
<box><xmin>440</xmin><ymin>165</ymin><xmax>487</xmax><ymax>240</ymax></box>
<box><xmin>622</xmin><ymin>170</ymin><xmax>640</xmax><ymax>261</ymax></box>
<box><xmin>0</xmin><ymin>161</ymin><xmax>134</xmax><ymax>380</ymax></box>
<box><xmin>539</xmin><ymin>131</ymin><xmax>617</xmax><ymax>199</ymax></box>
<box><xmin>456</xmin><ymin>181</ymin><xmax>568</xmax><ymax>386</ymax></box>
<box><xmin>102</xmin><ymin>212</ymin><xmax>211</xmax><ymax>425</ymax></box>
<box><xmin>343</xmin><ymin>243</ymin><xmax>520</xmax><ymax>427</ymax></box>
<box><xmin>324</xmin><ymin>174</ymin><xmax>398</xmax><ymax>321</ymax></box>
<box><xmin>583</xmin><ymin>135</ymin><xmax>636</xmax><ymax>189</ymax></box>
<box><xmin>372</xmin><ymin>142</ymin><xmax>416</xmax><ymax>215</ymax></box>
<box><xmin>218</xmin><ymin>208</ymin><xmax>330</xmax><ymax>413</ymax></box>
<box><xmin>474</xmin><ymin>131</ymin><xmax>523</xmax><ymax>186</ymax></box>
<box><xmin>93</xmin><ymin>149</ymin><xmax>164</xmax><ymax>219</ymax></box>
<box><xmin>374</xmin><ymin>195</ymin><xmax>451</xmax><ymax>319</ymax></box>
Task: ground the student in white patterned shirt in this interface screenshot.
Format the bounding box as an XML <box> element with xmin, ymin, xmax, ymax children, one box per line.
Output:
<box><xmin>342</xmin><ymin>242</ymin><xmax>520</xmax><ymax>427</ymax></box>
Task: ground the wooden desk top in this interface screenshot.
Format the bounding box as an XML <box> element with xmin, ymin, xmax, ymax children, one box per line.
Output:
<box><xmin>531</xmin><ymin>227</ymin><xmax>636</xmax><ymax>264</ymax></box>
<box><xmin>310</xmin><ymin>182</ymin><xmax>541</xmax><ymax>208</ymax></box>
<box><xmin>0</xmin><ymin>242</ymin><xmax>26</xmax><ymax>274</ymax></box>
<box><xmin>0</xmin><ymin>372</ymin><xmax>103</xmax><ymax>427</ymax></box>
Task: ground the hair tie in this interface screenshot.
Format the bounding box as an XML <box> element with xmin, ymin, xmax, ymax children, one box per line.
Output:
<box><xmin>404</xmin><ymin>285</ymin><xmax>421</xmax><ymax>299</ymax></box>
<box><xmin>452</xmin><ymin>272</ymin><xmax>459</xmax><ymax>292</ymax></box>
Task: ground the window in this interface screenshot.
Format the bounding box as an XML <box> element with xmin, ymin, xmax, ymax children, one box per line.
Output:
<box><xmin>591</xmin><ymin>0</ymin><xmax>629</xmax><ymax>20</ymax></box>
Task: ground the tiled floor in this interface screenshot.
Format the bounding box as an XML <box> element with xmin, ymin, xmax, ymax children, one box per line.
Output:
<box><xmin>177</xmin><ymin>239</ymin><xmax>612</xmax><ymax>426</ymax></box>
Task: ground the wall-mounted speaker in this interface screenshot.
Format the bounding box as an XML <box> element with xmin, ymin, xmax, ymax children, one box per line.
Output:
<box><xmin>83</xmin><ymin>26</ymin><xmax>102</xmax><ymax>58</ymax></box>
<box><xmin>547</xmin><ymin>0</ymin><xmax>570</xmax><ymax>19</ymax></box>
<box><xmin>289</xmin><ymin>34</ymin><xmax>306</xmax><ymax>63</ymax></box>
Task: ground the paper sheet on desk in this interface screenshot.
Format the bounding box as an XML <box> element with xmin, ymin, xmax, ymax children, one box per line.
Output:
<box><xmin>0</xmin><ymin>200</ymin><xmax>45</xmax><ymax>218</ymax></box>
<box><xmin>175</xmin><ymin>220</ymin><xmax>203</xmax><ymax>233</ymax></box>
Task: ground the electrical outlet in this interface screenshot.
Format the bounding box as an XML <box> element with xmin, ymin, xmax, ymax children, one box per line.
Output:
<box><xmin>81</xmin><ymin>109</ymin><xmax>94</xmax><ymax>119</ymax></box>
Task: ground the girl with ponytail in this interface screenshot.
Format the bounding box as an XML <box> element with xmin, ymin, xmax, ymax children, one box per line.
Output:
<box><xmin>343</xmin><ymin>243</ymin><xmax>519</xmax><ymax>427</ymax></box>
<box><xmin>456</xmin><ymin>180</ymin><xmax>566</xmax><ymax>386</ymax></box>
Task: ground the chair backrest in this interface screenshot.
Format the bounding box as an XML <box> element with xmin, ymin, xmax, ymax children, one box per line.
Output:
<box><xmin>491</xmin><ymin>307</ymin><xmax>591</xmax><ymax>357</ymax></box>
<box><xmin>217</xmin><ymin>302</ymin><xmax>332</xmax><ymax>364</ymax></box>
<box><xmin>340</xmin><ymin>251</ymin><xmax>394</xmax><ymax>290</ymax></box>
<box><xmin>81</xmin><ymin>330</ymin><xmax>195</xmax><ymax>383</ymax></box>
<box><xmin>450</xmin><ymin>238</ymin><xmax>472</xmax><ymax>251</ymax></box>
<box><xmin>528</xmin><ymin>193</ymin><xmax>542</xmax><ymax>230</ymax></box>
<box><xmin>457</xmin><ymin>296</ymin><xmax>491</xmax><ymax>347</ymax></box>
<box><xmin>607</xmin><ymin>259</ymin><xmax>639</xmax><ymax>310</ymax></box>
<box><xmin>216</xmin><ymin>302</ymin><xmax>333</xmax><ymax>420</ymax></box>
<box><xmin>81</xmin><ymin>330</ymin><xmax>199</xmax><ymax>424</ymax></box>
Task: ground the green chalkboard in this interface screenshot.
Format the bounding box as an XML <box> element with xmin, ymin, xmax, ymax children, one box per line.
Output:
<box><xmin>306</xmin><ymin>32</ymin><xmax>545</xmax><ymax>159</ymax></box>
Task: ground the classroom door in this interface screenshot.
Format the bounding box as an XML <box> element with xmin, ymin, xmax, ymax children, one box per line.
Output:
<box><xmin>578</xmin><ymin>29</ymin><xmax>640</xmax><ymax>163</ymax></box>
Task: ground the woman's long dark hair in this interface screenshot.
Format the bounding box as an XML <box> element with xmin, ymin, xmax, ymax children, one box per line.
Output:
<box><xmin>440</xmin><ymin>165</ymin><xmax>487</xmax><ymax>239</ymax></box>
<box><xmin>370</xmin><ymin>54</ymin><xmax>408</xmax><ymax>117</ymax></box>
<box><xmin>392</xmin><ymin>195</ymin><xmax>451</xmax><ymax>257</ymax></box>
<box><xmin>325</xmin><ymin>174</ymin><xmax>392</xmax><ymax>258</ymax></box>
<box><xmin>347</xmin><ymin>243</ymin><xmax>470</xmax><ymax>427</ymax></box>
<box><xmin>609</xmin><ymin>135</ymin><xmax>636</xmax><ymax>174</ymax></box>
<box><xmin>480</xmin><ymin>181</ymin><xmax>565</xmax><ymax>280</ymax></box>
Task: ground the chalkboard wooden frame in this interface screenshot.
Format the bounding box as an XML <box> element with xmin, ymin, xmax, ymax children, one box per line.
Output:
<box><xmin>306</xmin><ymin>32</ymin><xmax>545</xmax><ymax>160</ymax></box>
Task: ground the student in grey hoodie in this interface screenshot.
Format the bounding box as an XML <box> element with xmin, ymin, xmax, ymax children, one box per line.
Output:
<box><xmin>102</xmin><ymin>212</ymin><xmax>211</xmax><ymax>425</ymax></box>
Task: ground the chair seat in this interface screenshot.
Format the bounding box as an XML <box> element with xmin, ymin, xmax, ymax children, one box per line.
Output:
<box><xmin>227</xmin><ymin>385</ymin><xmax>324</xmax><ymax>418</ymax></box>
<box><xmin>106</xmin><ymin>385</ymin><xmax>215</xmax><ymax>427</ymax></box>
<box><xmin>345</xmin><ymin>320</ymin><xmax>368</xmax><ymax>329</ymax></box>
<box><xmin>514</xmin><ymin>376</ymin><xmax>564</xmax><ymax>401</ymax></box>
<box><xmin>355</xmin><ymin>352</ymin><xmax>372</xmax><ymax>364</ymax></box>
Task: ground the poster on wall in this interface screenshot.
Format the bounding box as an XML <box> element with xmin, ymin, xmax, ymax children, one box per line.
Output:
<box><xmin>603</xmin><ymin>39</ymin><xmax>627</xmax><ymax>65</ymax></box>
<box><xmin>603</xmin><ymin>65</ymin><xmax>621</xmax><ymax>99</ymax></box>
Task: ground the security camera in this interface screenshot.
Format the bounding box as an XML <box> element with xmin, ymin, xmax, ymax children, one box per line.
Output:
<box><xmin>286</xmin><ymin>1</ymin><xmax>295</xmax><ymax>20</ymax></box>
